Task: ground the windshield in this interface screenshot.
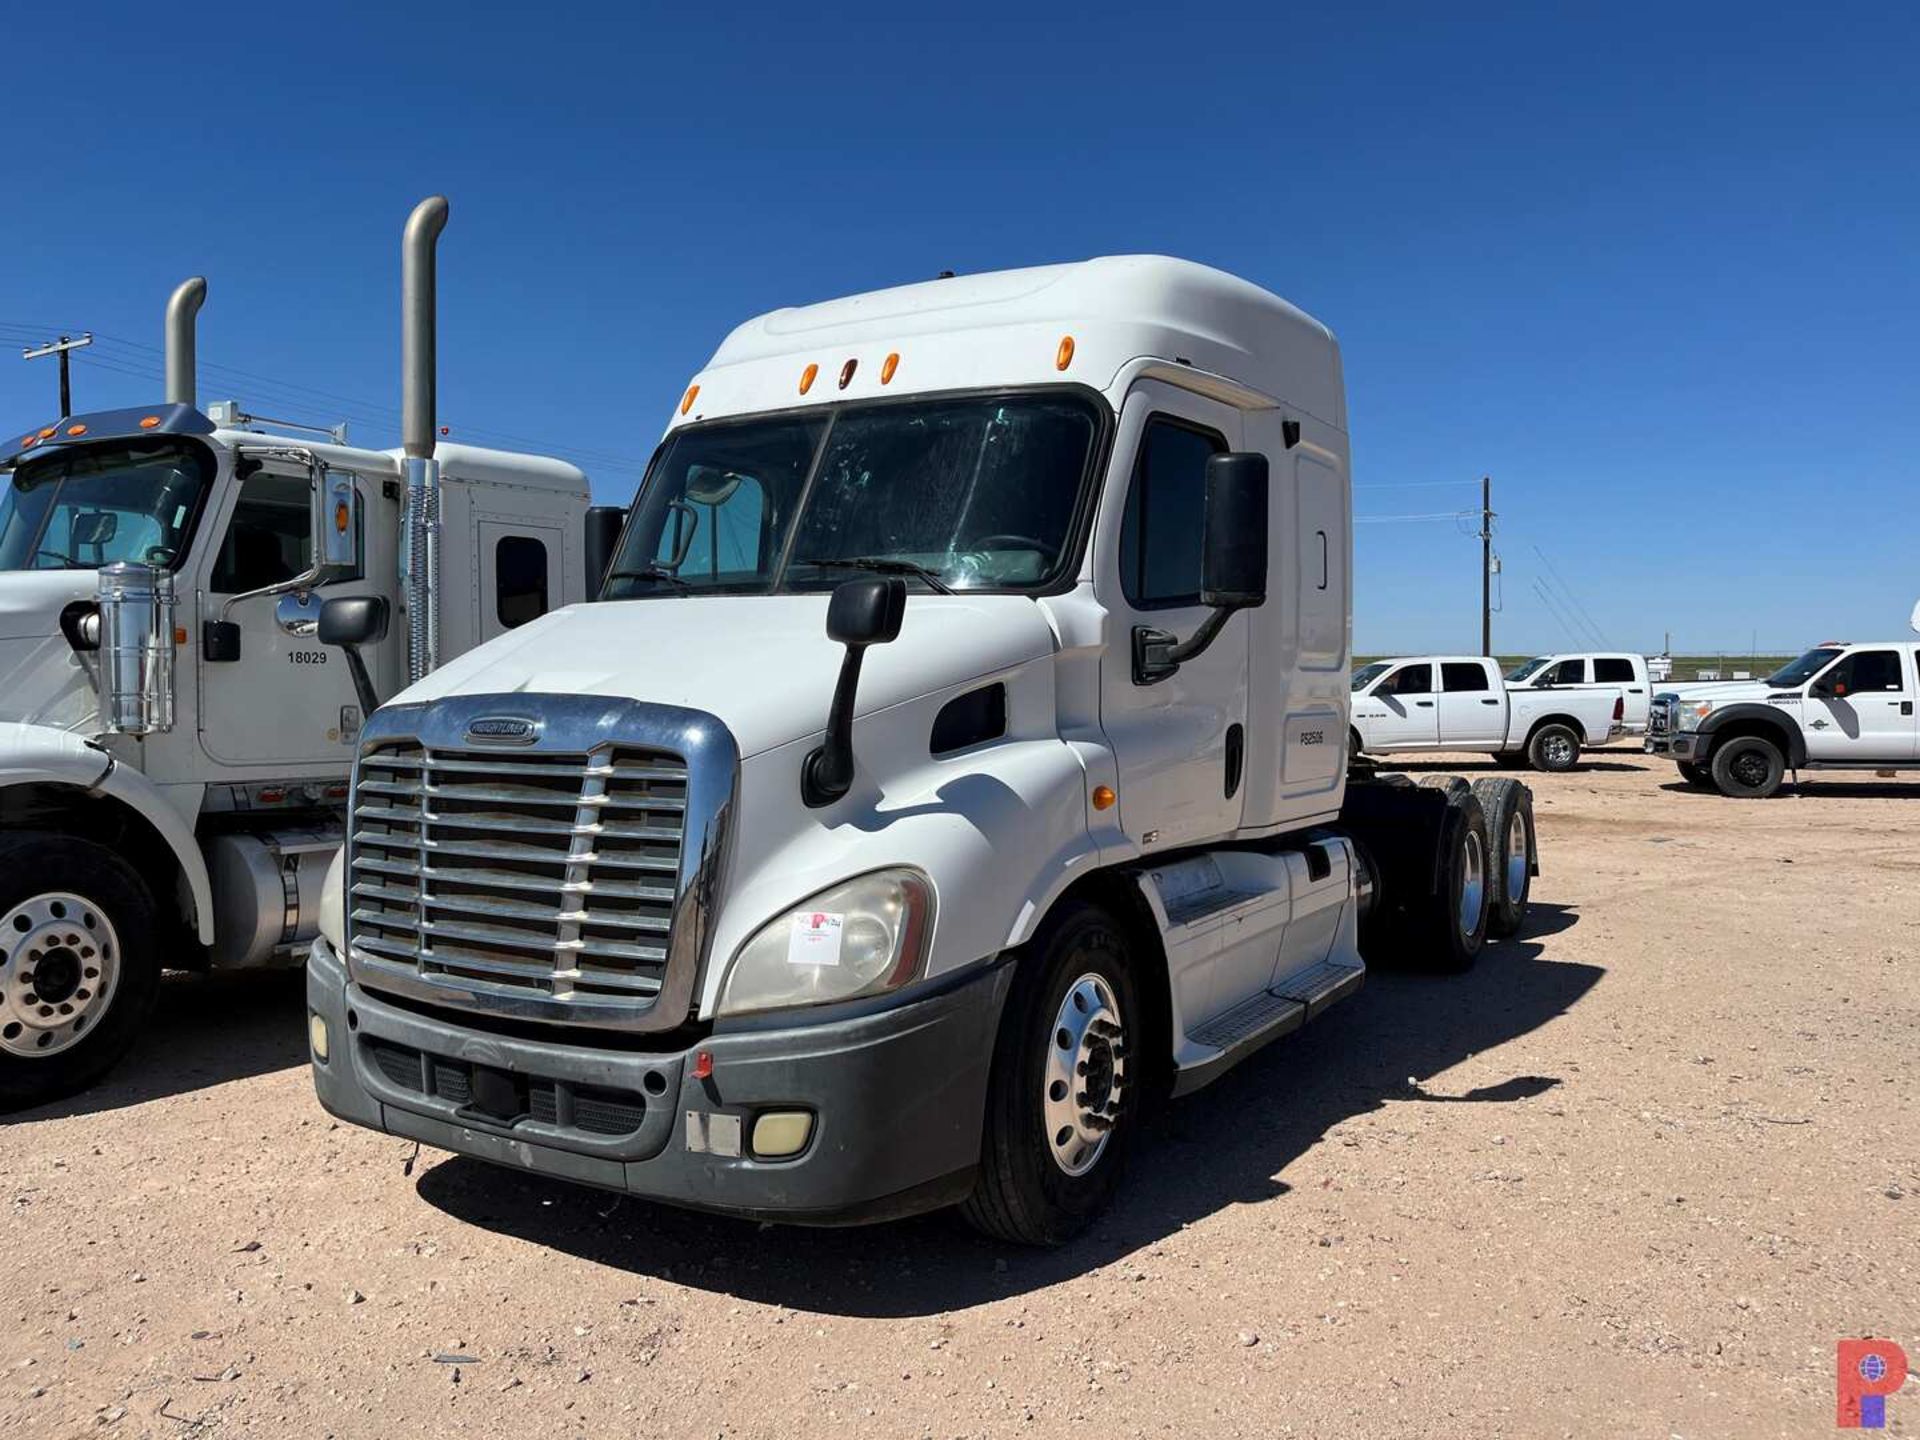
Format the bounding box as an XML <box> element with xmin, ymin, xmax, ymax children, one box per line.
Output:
<box><xmin>1351</xmin><ymin>662</ymin><xmax>1391</xmax><ymax>692</ymax></box>
<box><xmin>0</xmin><ymin>439</ymin><xmax>215</xmax><ymax>571</ymax></box>
<box><xmin>601</xmin><ymin>393</ymin><xmax>1103</xmax><ymax>599</ymax></box>
<box><xmin>1505</xmin><ymin>657</ymin><xmax>1550</xmax><ymax>682</ymax></box>
<box><xmin>1766</xmin><ymin>646</ymin><xmax>1844</xmax><ymax>689</ymax></box>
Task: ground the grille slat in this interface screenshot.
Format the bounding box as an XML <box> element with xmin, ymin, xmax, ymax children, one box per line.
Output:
<box><xmin>348</xmin><ymin>738</ymin><xmax>686</xmax><ymax>1013</ymax></box>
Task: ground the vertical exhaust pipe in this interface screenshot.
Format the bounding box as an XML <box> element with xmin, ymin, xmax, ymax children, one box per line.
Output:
<box><xmin>164</xmin><ymin>277</ymin><xmax>207</xmax><ymax>408</ymax></box>
<box><xmin>400</xmin><ymin>195</ymin><xmax>449</xmax><ymax>682</ymax></box>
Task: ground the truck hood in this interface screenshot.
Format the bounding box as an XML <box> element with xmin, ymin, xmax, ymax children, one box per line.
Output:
<box><xmin>390</xmin><ymin>593</ymin><xmax>1061</xmax><ymax>758</ymax></box>
<box><xmin>0</xmin><ymin>571</ymin><xmax>102</xmax><ymax>729</ymax></box>
<box><xmin>1656</xmin><ymin>680</ymin><xmax>1777</xmax><ymax>704</ymax></box>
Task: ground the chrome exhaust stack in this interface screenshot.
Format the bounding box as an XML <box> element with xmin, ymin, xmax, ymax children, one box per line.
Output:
<box><xmin>164</xmin><ymin>277</ymin><xmax>207</xmax><ymax>408</ymax></box>
<box><xmin>400</xmin><ymin>195</ymin><xmax>449</xmax><ymax>683</ymax></box>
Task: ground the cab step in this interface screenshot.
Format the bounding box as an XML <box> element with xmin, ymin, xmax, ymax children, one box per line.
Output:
<box><xmin>1174</xmin><ymin>959</ymin><xmax>1364</xmax><ymax>1097</ymax></box>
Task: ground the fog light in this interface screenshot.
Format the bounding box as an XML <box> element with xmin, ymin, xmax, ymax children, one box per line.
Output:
<box><xmin>308</xmin><ymin>1013</ymin><xmax>330</xmax><ymax>1063</ymax></box>
<box><xmin>751</xmin><ymin>1110</ymin><xmax>813</xmax><ymax>1159</ymax></box>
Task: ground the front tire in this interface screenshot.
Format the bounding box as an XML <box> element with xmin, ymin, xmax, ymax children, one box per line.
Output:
<box><xmin>963</xmin><ymin>903</ymin><xmax>1140</xmax><ymax>1246</ymax></box>
<box><xmin>1527</xmin><ymin>722</ymin><xmax>1581</xmax><ymax>773</ymax></box>
<box><xmin>1710</xmin><ymin>735</ymin><xmax>1786</xmax><ymax>799</ymax></box>
<box><xmin>0</xmin><ymin>833</ymin><xmax>160</xmax><ymax>1112</ymax></box>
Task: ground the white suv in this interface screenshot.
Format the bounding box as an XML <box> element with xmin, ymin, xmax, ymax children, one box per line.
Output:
<box><xmin>1647</xmin><ymin>641</ymin><xmax>1920</xmax><ymax>797</ymax></box>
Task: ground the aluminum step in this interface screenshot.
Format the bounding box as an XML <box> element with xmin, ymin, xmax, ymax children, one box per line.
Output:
<box><xmin>1273</xmin><ymin>958</ymin><xmax>1365</xmax><ymax>1020</ymax></box>
<box><xmin>1190</xmin><ymin>989</ymin><xmax>1305</xmax><ymax>1053</ymax></box>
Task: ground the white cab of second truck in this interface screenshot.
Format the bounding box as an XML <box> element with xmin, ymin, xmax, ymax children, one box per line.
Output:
<box><xmin>1503</xmin><ymin>651</ymin><xmax>1653</xmax><ymax>735</ymax></box>
<box><xmin>1350</xmin><ymin>654</ymin><xmax>1623</xmax><ymax>771</ymax></box>
<box><xmin>0</xmin><ymin>198</ymin><xmax>615</xmax><ymax>1111</ymax></box>
<box><xmin>308</xmin><ymin>254</ymin><xmax>1544</xmax><ymax>1245</ymax></box>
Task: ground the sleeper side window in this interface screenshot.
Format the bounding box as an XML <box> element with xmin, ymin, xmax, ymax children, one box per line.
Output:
<box><xmin>495</xmin><ymin>535</ymin><xmax>550</xmax><ymax>629</ymax></box>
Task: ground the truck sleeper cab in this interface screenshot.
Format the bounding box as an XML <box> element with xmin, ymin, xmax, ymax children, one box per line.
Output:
<box><xmin>308</xmin><ymin>257</ymin><xmax>1536</xmax><ymax>1243</ymax></box>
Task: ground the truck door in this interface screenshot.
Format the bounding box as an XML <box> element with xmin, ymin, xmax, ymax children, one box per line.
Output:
<box><xmin>1097</xmin><ymin>381</ymin><xmax>1247</xmax><ymax>850</ymax></box>
<box><xmin>1804</xmin><ymin>647</ymin><xmax>1916</xmax><ymax>761</ymax></box>
<box><xmin>1362</xmin><ymin>663</ymin><xmax>1440</xmax><ymax>748</ymax></box>
<box><xmin>1436</xmin><ymin>661</ymin><xmax>1505</xmax><ymax>745</ymax></box>
<box><xmin>197</xmin><ymin>467</ymin><xmax>385</xmax><ymax>768</ymax></box>
<box><xmin>1593</xmin><ymin>655</ymin><xmax>1648</xmax><ymax>732</ymax></box>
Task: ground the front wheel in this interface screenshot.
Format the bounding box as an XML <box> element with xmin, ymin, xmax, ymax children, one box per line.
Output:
<box><xmin>1710</xmin><ymin>735</ymin><xmax>1786</xmax><ymax>799</ymax></box>
<box><xmin>963</xmin><ymin>903</ymin><xmax>1140</xmax><ymax>1246</ymax></box>
<box><xmin>0</xmin><ymin>834</ymin><xmax>161</xmax><ymax>1112</ymax></box>
<box><xmin>1527</xmin><ymin>723</ymin><xmax>1581</xmax><ymax>773</ymax></box>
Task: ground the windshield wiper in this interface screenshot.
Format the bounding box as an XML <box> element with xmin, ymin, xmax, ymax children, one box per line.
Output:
<box><xmin>604</xmin><ymin>564</ymin><xmax>692</xmax><ymax>595</ymax></box>
<box><xmin>797</xmin><ymin>556</ymin><xmax>954</xmax><ymax>595</ymax></box>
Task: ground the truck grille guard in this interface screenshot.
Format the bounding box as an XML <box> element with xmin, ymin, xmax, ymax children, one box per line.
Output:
<box><xmin>343</xmin><ymin>695</ymin><xmax>737</xmax><ymax>1033</ymax></box>
<box><xmin>1647</xmin><ymin>695</ymin><xmax>1674</xmax><ymax>737</ymax></box>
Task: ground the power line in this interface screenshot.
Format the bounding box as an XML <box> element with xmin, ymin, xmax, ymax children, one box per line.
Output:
<box><xmin>1354</xmin><ymin>510</ymin><xmax>1474</xmax><ymax>524</ymax></box>
<box><xmin>1530</xmin><ymin>545</ymin><xmax>1610</xmax><ymax>647</ymax></box>
<box><xmin>1353</xmin><ymin>479</ymin><xmax>1486</xmax><ymax>491</ymax></box>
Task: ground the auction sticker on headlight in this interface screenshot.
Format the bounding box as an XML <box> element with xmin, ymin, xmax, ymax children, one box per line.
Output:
<box><xmin>788</xmin><ymin>911</ymin><xmax>844</xmax><ymax>966</ymax></box>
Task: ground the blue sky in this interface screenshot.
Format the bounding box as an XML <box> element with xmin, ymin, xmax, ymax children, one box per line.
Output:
<box><xmin>4</xmin><ymin>3</ymin><xmax>1914</xmax><ymax>653</ymax></box>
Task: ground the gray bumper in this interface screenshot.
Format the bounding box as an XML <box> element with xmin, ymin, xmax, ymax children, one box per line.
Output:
<box><xmin>307</xmin><ymin>937</ymin><xmax>1012</xmax><ymax>1225</ymax></box>
<box><xmin>1644</xmin><ymin>732</ymin><xmax>1704</xmax><ymax>760</ymax></box>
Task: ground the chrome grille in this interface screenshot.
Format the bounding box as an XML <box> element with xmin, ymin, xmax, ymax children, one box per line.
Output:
<box><xmin>348</xmin><ymin>742</ymin><xmax>689</xmax><ymax>1013</ymax></box>
<box><xmin>1647</xmin><ymin>697</ymin><xmax>1673</xmax><ymax>736</ymax></box>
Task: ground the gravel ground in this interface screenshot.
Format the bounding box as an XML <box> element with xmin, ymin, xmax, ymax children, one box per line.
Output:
<box><xmin>3</xmin><ymin>752</ymin><xmax>1916</xmax><ymax>1439</ymax></box>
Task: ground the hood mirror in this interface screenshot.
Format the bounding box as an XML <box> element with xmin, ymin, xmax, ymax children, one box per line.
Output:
<box><xmin>803</xmin><ymin>577</ymin><xmax>907</xmax><ymax>807</ymax></box>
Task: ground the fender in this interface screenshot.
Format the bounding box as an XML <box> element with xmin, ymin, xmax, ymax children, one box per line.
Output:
<box><xmin>0</xmin><ymin>721</ymin><xmax>216</xmax><ymax>945</ymax></box>
<box><xmin>1695</xmin><ymin>703</ymin><xmax>1807</xmax><ymax>768</ymax></box>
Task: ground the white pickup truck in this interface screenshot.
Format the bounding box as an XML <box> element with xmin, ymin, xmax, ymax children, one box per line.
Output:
<box><xmin>1503</xmin><ymin>652</ymin><xmax>1653</xmax><ymax>736</ymax></box>
<box><xmin>1647</xmin><ymin>639</ymin><xmax>1920</xmax><ymax>797</ymax></box>
<box><xmin>1351</xmin><ymin>655</ymin><xmax>1623</xmax><ymax>771</ymax></box>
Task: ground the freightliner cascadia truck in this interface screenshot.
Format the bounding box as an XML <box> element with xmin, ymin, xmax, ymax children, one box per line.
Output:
<box><xmin>306</xmin><ymin>257</ymin><xmax>1541</xmax><ymax>1243</ymax></box>
<box><xmin>0</xmin><ymin>199</ymin><xmax>620</xmax><ymax>1109</ymax></box>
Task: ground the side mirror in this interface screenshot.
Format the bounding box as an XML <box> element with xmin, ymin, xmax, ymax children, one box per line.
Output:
<box><xmin>1200</xmin><ymin>452</ymin><xmax>1269</xmax><ymax>609</ymax></box>
<box><xmin>803</xmin><ymin>578</ymin><xmax>906</xmax><ymax>807</ymax></box>
<box><xmin>1133</xmin><ymin>451</ymin><xmax>1269</xmax><ymax>685</ymax></box>
<box><xmin>315</xmin><ymin>471</ymin><xmax>359</xmax><ymax>573</ymax></box>
<box><xmin>318</xmin><ymin>595</ymin><xmax>389</xmax><ymax>717</ymax></box>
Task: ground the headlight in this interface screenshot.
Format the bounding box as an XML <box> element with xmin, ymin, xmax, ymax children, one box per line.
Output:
<box><xmin>318</xmin><ymin>848</ymin><xmax>346</xmax><ymax>951</ymax></box>
<box><xmin>1677</xmin><ymin>701</ymin><xmax>1715</xmax><ymax>731</ymax></box>
<box><xmin>717</xmin><ymin>868</ymin><xmax>934</xmax><ymax>1018</ymax></box>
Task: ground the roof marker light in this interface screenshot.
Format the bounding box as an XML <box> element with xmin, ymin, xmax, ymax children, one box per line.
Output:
<box><xmin>1055</xmin><ymin>335</ymin><xmax>1075</xmax><ymax>371</ymax></box>
<box><xmin>799</xmin><ymin>363</ymin><xmax>818</xmax><ymax>395</ymax></box>
<box><xmin>680</xmin><ymin>384</ymin><xmax>700</xmax><ymax>416</ymax></box>
<box><xmin>838</xmin><ymin>358</ymin><xmax>857</xmax><ymax>390</ymax></box>
<box><xmin>138</xmin><ymin>416</ymin><xmax>161</xmax><ymax>429</ymax></box>
<box><xmin>65</xmin><ymin>424</ymin><xmax>87</xmax><ymax>437</ymax></box>
<box><xmin>880</xmin><ymin>352</ymin><xmax>899</xmax><ymax>384</ymax></box>
<box><xmin>38</xmin><ymin>427</ymin><xmax>57</xmax><ymax>439</ymax></box>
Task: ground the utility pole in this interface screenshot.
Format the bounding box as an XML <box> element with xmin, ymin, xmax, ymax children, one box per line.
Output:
<box><xmin>22</xmin><ymin>333</ymin><xmax>93</xmax><ymax>417</ymax></box>
<box><xmin>1480</xmin><ymin>475</ymin><xmax>1494</xmax><ymax>657</ymax></box>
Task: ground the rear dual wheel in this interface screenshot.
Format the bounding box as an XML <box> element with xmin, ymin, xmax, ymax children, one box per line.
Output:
<box><xmin>1472</xmin><ymin>777</ymin><xmax>1535</xmax><ymax>938</ymax></box>
<box><xmin>1410</xmin><ymin>777</ymin><xmax>1493</xmax><ymax>970</ymax></box>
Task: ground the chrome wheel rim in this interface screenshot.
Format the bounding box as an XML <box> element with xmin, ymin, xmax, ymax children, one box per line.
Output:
<box><xmin>1043</xmin><ymin>972</ymin><xmax>1126</xmax><ymax>1178</ymax></box>
<box><xmin>0</xmin><ymin>892</ymin><xmax>120</xmax><ymax>1059</ymax></box>
<box><xmin>1504</xmin><ymin>814</ymin><xmax>1529</xmax><ymax>902</ymax></box>
<box><xmin>1458</xmin><ymin>830</ymin><xmax>1487</xmax><ymax>939</ymax></box>
<box><xmin>1544</xmin><ymin>733</ymin><xmax>1575</xmax><ymax>768</ymax></box>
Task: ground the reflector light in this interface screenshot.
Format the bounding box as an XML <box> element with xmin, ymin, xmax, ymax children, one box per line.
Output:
<box><xmin>38</xmin><ymin>427</ymin><xmax>57</xmax><ymax>438</ymax></box>
<box><xmin>799</xmin><ymin>363</ymin><xmax>818</xmax><ymax>395</ymax></box>
<box><xmin>880</xmin><ymin>352</ymin><xmax>899</xmax><ymax>384</ymax></box>
<box><xmin>1055</xmin><ymin>335</ymin><xmax>1075</xmax><ymax>371</ymax></box>
<box><xmin>838</xmin><ymin>358</ymin><xmax>857</xmax><ymax>390</ymax></box>
<box><xmin>680</xmin><ymin>384</ymin><xmax>700</xmax><ymax>416</ymax></box>
<box><xmin>138</xmin><ymin>416</ymin><xmax>161</xmax><ymax>429</ymax></box>
<box><xmin>1092</xmin><ymin>785</ymin><xmax>1116</xmax><ymax>811</ymax></box>
<box><xmin>692</xmin><ymin>1050</ymin><xmax>715</xmax><ymax>1081</ymax></box>
<box><xmin>335</xmin><ymin>501</ymin><xmax>351</xmax><ymax>534</ymax></box>
<box><xmin>173</xmin><ymin>627</ymin><xmax>187</xmax><ymax>645</ymax></box>
<box><xmin>65</xmin><ymin>424</ymin><xmax>87</xmax><ymax>436</ymax></box>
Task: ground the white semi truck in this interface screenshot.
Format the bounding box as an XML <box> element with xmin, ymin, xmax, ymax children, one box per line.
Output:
<box><xmin>307</xmin><ymin>257</ymin><xmax>1543</xmax><ymax>1244</ymax></box>
<box><xmin>0</xmin><ymin>199</ymin><xmax>620</xmax><ymax>1109</ymax></box>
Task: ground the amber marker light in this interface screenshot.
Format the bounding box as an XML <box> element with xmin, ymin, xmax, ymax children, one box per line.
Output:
<box><xmin>65</xmin><ymin>424</ymin><xmax>87</xmax><ymax>437</ymax></box>
<box><xmin>38</xmin><ymin>427</ymin><xmax>57</xmax><ymax>438</ymax></box>
<box><xmin>680</xmin><ymin>384</ymin><xmax>700</xmax><ymax>416</ymax></box>
<box><xmin>799</xmin><ymin>363</ymin><xmax>819</xmax><ymax>395</ymax></box>
<box><xmin>138</xmin><ymin>415</ymin><xmax>162</xmax><ymax>429</ymax></box>
<box><xmin>1092</xmin><ymin>785</ymin><xmax>1117</xmax><ymax>811</ymax></box>
<box><xmin>838</xmin><ymin>358</ymin><xmax>857</xmax><ymax>389</ymax></box>
<box><xmin>880</xmin><ymin>352</ymin><xmax>900</xmax><ymax>384</ymax></box>
<box><xmin>335</xmin><ymin>501</ymin><xmax>351</xmax><ymax>534</ymax></box>
<box><xmin>1055</xmin><ymin>335</ymin><xmax>1076</xmax><ymax>371</ymax></box>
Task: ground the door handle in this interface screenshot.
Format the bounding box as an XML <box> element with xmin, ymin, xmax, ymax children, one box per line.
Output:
<box><xmin>1628</xmin><ymin>688</ymin><xmax>1643</xmax><ymax>694</ymax></box>
<box><xmin>1480</xmin><ymin>698</ymin><xmax>1500</xmax><ymax>705</ymax></box>
<box><xmin>1415</xmin><ymin>700</ymin><xmax>1434</xmax><ymax>707</ymax></box>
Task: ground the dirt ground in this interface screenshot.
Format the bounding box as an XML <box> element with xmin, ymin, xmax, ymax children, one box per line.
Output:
<box><xmin>3</xmin><ymin>751</ymin><xmax>1916</xmax><ymax>1439</ymax></box>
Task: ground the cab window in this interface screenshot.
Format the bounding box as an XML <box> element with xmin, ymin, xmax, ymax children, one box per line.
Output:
<box><xmin>1442</xmin><ymin>662</ymin><xmax>1489</xmax><ymax>692</ymax></box>
<box><xmin>1593</xmin><ymin>657</ymin><xmax>1637</xmax><ymax>684</ymax></box>
<box><xmin>1548</xmin><ymin>658</ymin><xmax>1587</xmax><ymax>685</ymax></box>
<box><xmin>1822</xmin><ymin>650</ymin><xmax>1905</xmax><ymax>695</ymax></box>
<box><xmin>1119</xmin><ymin>417</ymin><xmax>1227</xmax><ymax>609</ymax></box>
<box><xmin>495</xmin><ymin>535</ymin><xmax>550</xmax><ymax>629</ymax></box>
<box><xmin>1385</xmin><ymin>663</ymin><xmax>1433</xmax><ymax>695</ymax></box>
<box><xmin>211</xmin><ymin>472</ymin><xmax>312</xmax><ymax>593</ymax></box>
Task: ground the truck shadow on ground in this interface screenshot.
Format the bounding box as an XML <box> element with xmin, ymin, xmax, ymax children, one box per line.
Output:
<box><xmin>1657</xmin><ymin>779</ymin><xmax>1920</xmax><ymax>801</ymax></box>
<box><xmin>6</xmin><ymin>969</ymin><xmax>309</xmax><ymax>1123</ymax></box>
<box><xmin>1379</xmin><ymin>758</ymin><xmax>1648</xmax><ymax>775</ymax></box>
<box><xmin>417</xmin><ymin>903</ymin><xmax>1597</xmax><ymax>1317</ymax></box>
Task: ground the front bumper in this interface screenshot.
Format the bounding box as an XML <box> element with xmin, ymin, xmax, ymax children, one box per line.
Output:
<box><xmin>1644</xmin><ymin>731</ymin><xmax>1705</xmax><ymax>760</ymax></box>
<box><xmin>307</xmin><ymin>937</ymin><xmax>1013</xmax><ymax>1225</ymax></box>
